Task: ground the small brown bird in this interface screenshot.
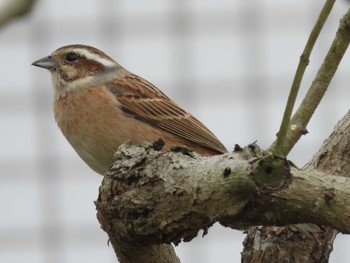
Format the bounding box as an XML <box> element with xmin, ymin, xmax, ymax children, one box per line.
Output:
<box><xmin>32</xmin><ymin>44</ymin><xmax>227</xmax><ymax>175</ymax></box>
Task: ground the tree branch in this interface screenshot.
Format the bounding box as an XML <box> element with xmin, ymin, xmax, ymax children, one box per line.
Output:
<box><xmin>270</xmin><ymin>7</ymin><xmax>350</xmax><ymax>156</ymax></box>
<box><xmin>0</xmin><ymin>0</ymin><xmax>36</xmax><ymax>29</ymax></box>
<box><xmin>96</xmin><ymin>109</ymin><xmax>350</xmax><ymax>263</ymax></box>
<box><xmin>273</xmin><ymin>0</ymin><xmax>335</xmax><ymax>156</ymax></box>
<box><xmin>94</xmin><ymin>6</ymin><xmax>350</xmax><ymax>263</ymax></box>
<box><xmin>242</xmin><ymin>109</ymin><xmax>350</xmax><ymax>263</ymax></box>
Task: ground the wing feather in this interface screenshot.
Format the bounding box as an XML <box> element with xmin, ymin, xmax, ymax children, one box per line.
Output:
<box><xmin>107</xmin><ymin>73</ymin><xmax>227</xmax><ymax>153</ymax></box>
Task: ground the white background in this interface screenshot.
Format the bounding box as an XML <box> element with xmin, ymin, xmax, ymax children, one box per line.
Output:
<box><xmin>0</xmin><ymin>1</ymin><xmax>349</xmax><ymax>262</ymax></box>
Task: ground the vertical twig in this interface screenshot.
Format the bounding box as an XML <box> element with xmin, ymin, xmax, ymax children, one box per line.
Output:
<box><xmin>0</xmin><ymin>0</ymin><xmax>36</xmax><ymax>28</ymax></box>
<box><xmin>272</xmin><ymin>0</ymin><xmax>335</xmax><ymax>156</ymax></box>
<box><xmin>270</xmin><ymin>7</ymin><xmax>350</xmax><ymax>156</ymax></box>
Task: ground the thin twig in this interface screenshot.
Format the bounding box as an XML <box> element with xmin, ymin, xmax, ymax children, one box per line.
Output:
<box><xmin>270</xmin><ymin>7</ymin><xmax>350</xmax><ymax>156</ymax></box>
<box><xmin>0</xmin><ymin>0</ymin><xmax>36</xmax><ymax>29</ymax></box>
<box><xmin>272</xmin><ymin>0</ymin><xmax>336</xmax><ymax>156</ymax></box>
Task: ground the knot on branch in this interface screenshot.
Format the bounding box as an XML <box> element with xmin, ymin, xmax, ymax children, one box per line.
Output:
<box><xmin>249</xmin><ymin>155</ymin><xmax>292</xmax><ymax>193</ymax></box>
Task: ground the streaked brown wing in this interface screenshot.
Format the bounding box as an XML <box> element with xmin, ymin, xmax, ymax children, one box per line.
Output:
<box><xmin>107</xmin><ymin>73</ymin><xmax>227</xmax><ymax>153</ymax></box>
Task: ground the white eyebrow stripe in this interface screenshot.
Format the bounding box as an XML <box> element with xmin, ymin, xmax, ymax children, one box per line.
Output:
<box><xmin>73</xmin><ymin>48</ymin><xmax>117</xmax><ymax>68</ymax></box>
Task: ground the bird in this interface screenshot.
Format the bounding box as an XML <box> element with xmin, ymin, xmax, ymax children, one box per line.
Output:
<box><xmin>32</xmin><ymin>44</ymin><xmax>227</xmax><ymax>175</ymax></box>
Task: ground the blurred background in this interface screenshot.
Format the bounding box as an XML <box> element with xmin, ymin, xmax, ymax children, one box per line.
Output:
<box><xmin>1</xmin><ymin>0</ymin><xmax>350</xmax><ymax>262</ymax></box>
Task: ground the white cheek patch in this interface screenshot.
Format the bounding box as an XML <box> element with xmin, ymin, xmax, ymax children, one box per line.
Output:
<box><xmin>73</xmin><ymin>48</ymin><xmax>116</xmax><ymax>68</ymax></box>
<box><xmin>52</xmin><ymin>70</ymin><xmax>117</xmax><ymax>100</ymax></box>
<box><xmin>53</xmin><ymin>75</ymin><xmax>97</xmax><ymax>100</ymax></box>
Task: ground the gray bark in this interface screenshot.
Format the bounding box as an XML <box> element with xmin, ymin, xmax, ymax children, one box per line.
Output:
<box><xmin>241</xmin><ymin>110</ymin><xmax>350</xmax><ymax>263</ymax></box>
<box><xmin>95</xmin><ymin>110</ymin><xmax>350</xmax><ymax>262</ymax></box>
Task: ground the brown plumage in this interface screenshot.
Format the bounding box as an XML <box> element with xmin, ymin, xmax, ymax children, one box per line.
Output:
<box><xmin>32</xmin><ymin>44</ymin><xmax>227</xmax><ymax>175</ymax></box>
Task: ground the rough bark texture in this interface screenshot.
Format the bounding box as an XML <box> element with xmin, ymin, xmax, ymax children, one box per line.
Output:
<box><xmin>241</xmin><ymin>110</ymin><xmax>350</xmax><ymax>263</ymax></box>
<box><xmin>95</xmin><ymin>110</ymin><xmax>350</xmax><ymax>263</ymax></box>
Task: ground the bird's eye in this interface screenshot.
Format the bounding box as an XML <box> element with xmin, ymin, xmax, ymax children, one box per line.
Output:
<box><xmin>65</xmin><ymin>52</ymin><xmax>79</xmax><ymax>62</ymax></box>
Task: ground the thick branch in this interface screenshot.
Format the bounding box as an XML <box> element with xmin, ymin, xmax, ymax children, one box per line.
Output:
<box><xmin>242</xmin><ymin>110</ymin><xmax>350</xmax><ymax>263</ymax></box>
<box><xmin>96</xmin><ymin>141</ymin><xmax>350</xmax><ymax>250</ymax></box>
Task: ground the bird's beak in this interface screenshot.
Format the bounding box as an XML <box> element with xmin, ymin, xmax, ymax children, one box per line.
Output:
<box><xmin>31</xmin><ymin>56</ymin><xmax>56</xmax><ymax>70</ymax></box>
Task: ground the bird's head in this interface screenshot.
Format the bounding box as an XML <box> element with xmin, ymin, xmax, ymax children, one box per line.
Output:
<box><xmin>32</xmin><ymin>44</ymin><xmax>121</xmax><ymax>98</ymax></box>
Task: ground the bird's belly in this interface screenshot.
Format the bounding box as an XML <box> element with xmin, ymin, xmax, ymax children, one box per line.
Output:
<box><xmin>68</xmin><ymin>135</ymin><xmax>114</xmax><ymax>175</ymax></box>
<box><xmin>54</xmin><ymin>88</ymin><xmax>124</xmax><ymax>174</ymax></box>
<box><xmin>53</xmin><ymin>87</ymin><xmax>171</xmax><ymax>174</ymax></box>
